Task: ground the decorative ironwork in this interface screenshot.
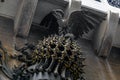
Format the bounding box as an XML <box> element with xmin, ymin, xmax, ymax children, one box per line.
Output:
<box><xmin>66</xmin><ymin>10</ymin><xmax>105</xmax><ymax>39</ymax></box>
<box><xmin>0</xmin><ymin>34</ymin><xmax>85</xmax><ymax>80</ymax></box>
<box><xmin>12</xmin><ymin>35</ymin><xmax>85</xmax><ymax>80</ymax></box>
<box><xmin>0</xmin><ymin>2</ymin><xmax>106</xmax><ymax>79</ymax></box>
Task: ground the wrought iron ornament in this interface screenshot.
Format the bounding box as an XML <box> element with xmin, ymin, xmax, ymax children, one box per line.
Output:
<box><xmin>0</xmin><ymin>4</ymin><xmax>106</xmax><ymax>80</ymax></box>
<box><xmin>0</xmin><ymin>35</ymin><xmax>85</xmax><ymax>80</ymax></box>
<box><xmin>39</xmin><ymin>9</ymin><xmax>104</xmax><ymax>39</ymax></box>
<box><xmin>12</xmin><ymin>35</ymin><xmax>85</xmax><ymax>80</ymax></box>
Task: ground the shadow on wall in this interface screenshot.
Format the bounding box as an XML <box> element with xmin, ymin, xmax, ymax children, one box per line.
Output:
<box><xmin>109</xmin><ymin>46</ymin><xmax>120</xmax><ymax>64</ymax></box>
<box><xmin>0</xmin><ymin>0</ymin><xmax>5</xmax><ymax>2</ymax></box>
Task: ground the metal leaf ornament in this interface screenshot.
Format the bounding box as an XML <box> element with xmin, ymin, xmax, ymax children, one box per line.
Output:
<box><xmin>67</xmin><ymin>10</ymin><xmax>105</xmax><ymax>38</ymax></box>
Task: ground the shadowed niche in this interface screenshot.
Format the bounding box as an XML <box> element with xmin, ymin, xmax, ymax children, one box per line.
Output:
<box><xmin>40</xmin><ymin>9</ymin><xmax>64</xmax><ymax>35</ymax></box>
<box><xmin>0</xmin><ymin>0</ymin><xmax>4</xmax><ymax>2</ymax></box>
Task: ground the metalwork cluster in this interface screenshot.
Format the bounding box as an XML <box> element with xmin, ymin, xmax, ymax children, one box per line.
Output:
<box><xmin>12</xmin><ymin>35</ymin><xmax>85</xmax><ymax>80</ymax></box>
